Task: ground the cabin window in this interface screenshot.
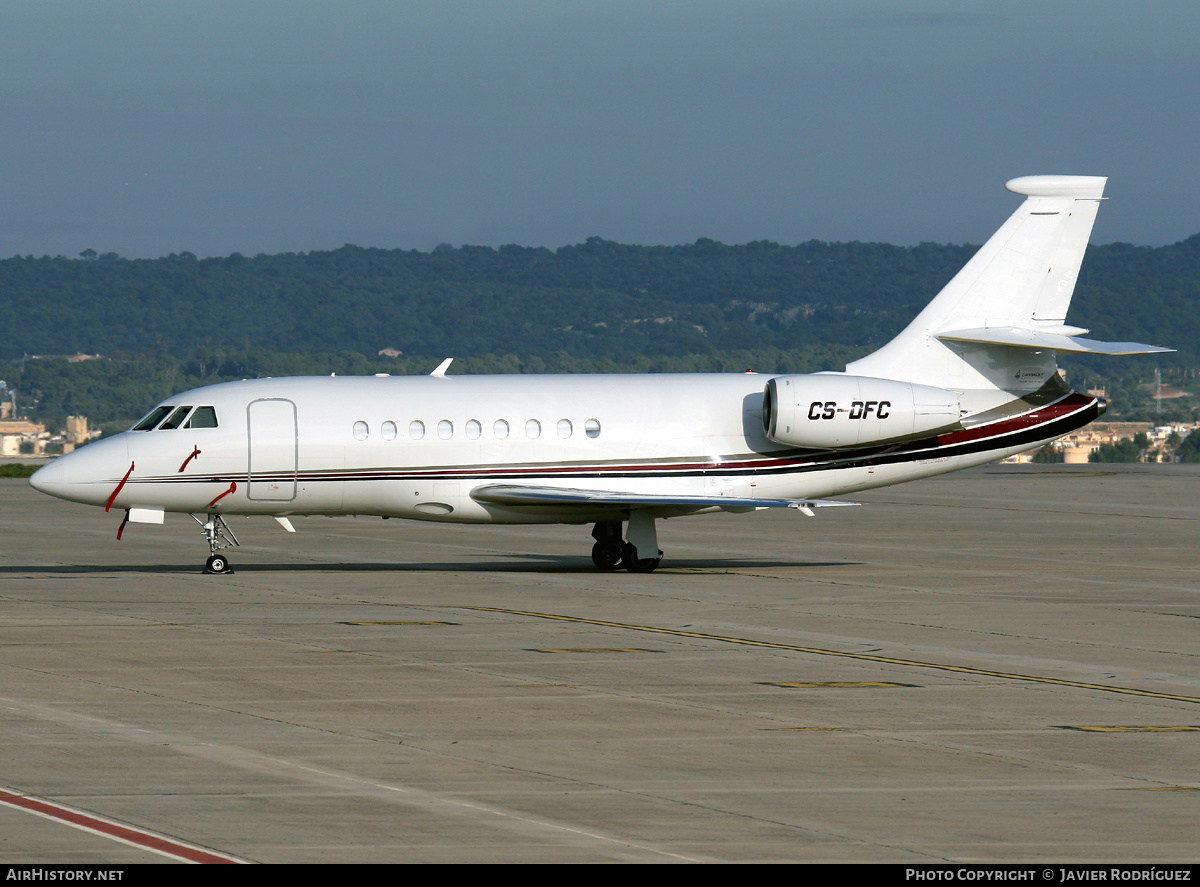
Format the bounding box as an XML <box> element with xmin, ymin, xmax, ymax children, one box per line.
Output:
<box><xmin>525</xmin><ymin>419</ymin><xmax>541</xmax><ymax>439</ymax></box>
<box><xmin>557</xmin><ymin>419</ymin><xmax>573</xmax><ymax>439</ymax></box>
<box><xmin>381</xmin><ymin>421</ymin><xmax>397</xmax><ymax>440</ymax></box>
<box><xmin>585</xmin><ymin>418</ymin><xmax>601</xmax><ymax>439</ymax></box>
<box><xmin>353</xmin><ymin>421</ymin><xmax>369</xmax><ymax>441</ymax></box>
<box><xmin>493</xmin><ymin>419</ymin><xmax>509</xmax><ymax>439</ymax></box>
<box><xmin>132</xmin><ymin>406</ymin><xmax>173</xmax><ymax>431</ymax></box>
<box><xmin>465</xmin><ymin>419</ymin><xmax>482</xmax><ymax>440</ymax></box>
<box><xmin>158</xmin><ymin>406</ymin><xmax>193</xmax><ymax>430</ymax></box>
<box><xmin>438</xmin><ymin>420</ymin><xmax>453</xmax><ymax>440</ymax></box>
<box><xmin>185</xmin><ymin>406</ymin><xmax>219</xmax><ymax>428</ymax></box>
<box><xmin>409</xmin><ymin>420</ymin><xmax>425</xmax><ymax>440</ymax></box>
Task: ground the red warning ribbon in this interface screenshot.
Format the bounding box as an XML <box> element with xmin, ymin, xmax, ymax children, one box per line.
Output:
<box><xmin>179</xmin><ymin>446</ymin><xmax>201</xmax><ymax>472</ymax></box>
<box><xmin>105</xmin><ymin>461</ymin><xmax>135</xmax><ymax>512</ymax></box>
<box><xmin>116</xmin><ymin>509</ymin><xmax>130</xmax><ymax>540</ymax></box>
<box><xmin>206</xmin><ymin>480</ymin><xmax>237</xmax><ymax>509</ymax></box>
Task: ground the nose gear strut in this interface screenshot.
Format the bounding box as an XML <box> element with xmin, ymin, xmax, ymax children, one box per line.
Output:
<box><xmin>191</xmin><ymin>513</ymin><xmax>239</xmax><ymax>574</ymax></box>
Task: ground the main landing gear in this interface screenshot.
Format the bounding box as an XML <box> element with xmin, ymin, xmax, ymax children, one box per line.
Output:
<box><xmin>192</xmin><ymin>513</ymin><xmax>240</xmax><ymax>574</ymax></box>
<box><xmin>591</xmin><ymin>513</ymin><xmax>663</xmax><ymax>573</ymax></box>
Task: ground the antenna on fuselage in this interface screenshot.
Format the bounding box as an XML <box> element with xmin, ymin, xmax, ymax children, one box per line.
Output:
<box><xmin>430</xmin><ymin>358</ymin><xmax>454</xmax><ymax>377</ymax></box>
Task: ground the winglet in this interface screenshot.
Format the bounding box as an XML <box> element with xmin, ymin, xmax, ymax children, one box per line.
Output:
<box><xmin>430</xmin><ymin>358</ymin><xmax>454</xmax><ymax>377</ymax></box>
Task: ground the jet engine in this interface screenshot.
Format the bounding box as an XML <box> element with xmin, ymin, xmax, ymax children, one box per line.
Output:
<box><xmin>762</xmin><ymin>374</ymin><xmax>962</xmax><ymax>450</ymax></box>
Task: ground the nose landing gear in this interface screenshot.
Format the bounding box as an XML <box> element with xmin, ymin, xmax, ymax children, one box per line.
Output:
<box><xmin>192</xmin><ymin>513</ymin><xmax>239</xmax><ymax>574</ymax></box>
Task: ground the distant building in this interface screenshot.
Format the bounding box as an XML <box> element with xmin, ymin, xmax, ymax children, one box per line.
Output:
<box><xmin>1047</xmin><ymin>421</ymin><xmax>1199</xmax><ymax>463</ymax></box>
<box><xmin>0</xmin><ymin>420</ymin><xmax>46</xmax><ymax>457</ymax></box>
<box><xmin>1</xmin><ymin>416</ymin><xmax>98</xmax><ymax>458</ymax></box>
<box><xmin>28</xmin><ymin>353</ymin><xmax>105</xmax><ymax>363</ymax></box>
<box><xmin>64</xmin><ymin>415</ymin><xmax>89</xmax><ymax>445</ymax></box>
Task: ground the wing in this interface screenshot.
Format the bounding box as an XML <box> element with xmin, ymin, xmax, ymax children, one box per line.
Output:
<box><xmin>470</xmin><ymin>483</ymin><xmax>857</xmax><ymax>516</ymax></box>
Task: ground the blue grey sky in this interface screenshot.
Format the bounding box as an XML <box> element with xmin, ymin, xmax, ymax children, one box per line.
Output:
<box><xmin>1</xmin><ymin>1</ymin><xmax>1196</xmax><ymax>258</ymax></box>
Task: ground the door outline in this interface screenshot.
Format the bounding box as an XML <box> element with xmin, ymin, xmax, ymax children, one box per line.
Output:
<box><xmin>247</xmin><ymin>398</ymin><xmax>297</xmax><ymax>501</ymax></box>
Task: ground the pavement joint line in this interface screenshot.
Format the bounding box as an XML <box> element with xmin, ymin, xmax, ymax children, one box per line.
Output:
<box><xmin>467</xmin><ymin>607</ymin><xmax>1200</xmax><ymax>705</ymax></box>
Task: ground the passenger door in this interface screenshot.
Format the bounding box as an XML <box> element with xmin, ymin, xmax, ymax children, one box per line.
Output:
<box><xmin>247</xmin><ymin>398</ymin><xmax>297</xmax><ymax>501</ymax></box>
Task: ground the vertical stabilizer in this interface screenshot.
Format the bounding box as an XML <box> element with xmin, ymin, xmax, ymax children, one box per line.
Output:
<box><xmin>846</xmin><ymin>176</ymin><xmax>1107</xmax><ymax>394</ymax></box>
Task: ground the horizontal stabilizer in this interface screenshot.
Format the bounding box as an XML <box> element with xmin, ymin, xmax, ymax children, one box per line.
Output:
<box><xmin>937</xmin><ymin>326</ymin><xmax>1173</xmax><ymax>356</ymax></box>
<box><xmin>471</xmin><ymin>483</ymin><xmax>857</xmax><ymax>512</ymax></box>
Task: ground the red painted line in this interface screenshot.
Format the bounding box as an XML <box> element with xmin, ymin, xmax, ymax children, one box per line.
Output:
<box><xmin>0</xmin><ymin>788</ymin><xmax>241</xmax><ymax>864</ymax></box>
<box><xmin>179</xmin><ymin>445</ymin><xmax>201</xmax><ymax>472</ymax></box>
<box><xmin>206</xmin><ymin>480</ymin><xmax>237</xmax><ymax>508</ymax></box>
<box><xmin>104</xmin><ymin>461</ymin><xmax>135</xmax><ymax>512</ymax></box>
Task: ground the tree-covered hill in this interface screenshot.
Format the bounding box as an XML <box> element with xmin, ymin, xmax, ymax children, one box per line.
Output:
<box><xmin>0</xmin><ymin>238</ymin><xmax>986</xmax><ymax>361</ymax></box>
<box><xmin>4</xmin><ymin>236</ymin><xmax>1195</xmax><ymax>365</ymax></box>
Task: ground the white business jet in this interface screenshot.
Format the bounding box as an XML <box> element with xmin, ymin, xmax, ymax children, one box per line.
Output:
<box><xmin>31</xmin><ymin>176</ymin><xmax>1169</xmax><ymax>573</ymax></box>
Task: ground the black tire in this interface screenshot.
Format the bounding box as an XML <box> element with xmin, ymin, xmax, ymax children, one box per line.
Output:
<box><xmin>625</xmin><ymin>557</ymin><xmax>661</xmax><ymax>573</ymax></box>
<box><xmin>625</xmin><ymin>549</ymin><xmax>663</xmax><ymax>573</ymax></box>
<box><xmin>205</xmin><ymin>554</ymin><xmax>230</xmax><ymax>574</ymax></box>
<box><xmin>591</xmin><ymin>539</ymin><xmax>624</xmax><ymax>570</ymax></box>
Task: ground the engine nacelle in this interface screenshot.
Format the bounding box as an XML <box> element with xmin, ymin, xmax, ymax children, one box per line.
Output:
<box><xmin>762</xmin><ymin>374</ymin><xmax>962</xmax><ymax>450</ymax></box>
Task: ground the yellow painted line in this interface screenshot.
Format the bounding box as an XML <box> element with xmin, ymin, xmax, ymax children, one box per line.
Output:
<box><xmin>769</xmin><ymin>727</ymin><xmax>848</xmax><ymax>732</ymax></box>
<box><xmin>535</xmin><ymin>648</ymin><xmax>659</xmax><ymax>654</ymax></box>
<box><xmin>340</xmin><ymin>621</ymin><xmax>458</xmax><ymax>626</ymax></box>
<box><xmin>468</xmin><ymin>607</ymin><xmax>1200</xmax><ymax>706</ymax></box>
<box><xmin>1058</xmin><ymin>725</ymin><xmax>1200</xmax><ymax>733</ymax></box>
<box><xmin>768</xmin><ymin>681</ymin><xmax>917</xmax><ymax>689</ymax></box>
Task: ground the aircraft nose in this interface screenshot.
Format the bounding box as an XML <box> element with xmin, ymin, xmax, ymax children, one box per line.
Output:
<box><xmin>29</xmin><ymin>435</ymin><xmax>130</xmax><ymax>507</ymax></box>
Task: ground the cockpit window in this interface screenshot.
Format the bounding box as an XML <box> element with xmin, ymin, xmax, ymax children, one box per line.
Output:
<box><xmin>158</xmin><ymin>406</ymin><xmax>193</xmax><ymax>430</ymax></box>
<box><xmin>132</xmin><ymin>406</ymin><xmax>173</xmax><ymax>431</ymax></box>
<box><xmin>185</xmin><ymin>406</ymin><xmax>219</xmax><ymax>428</ymax></box>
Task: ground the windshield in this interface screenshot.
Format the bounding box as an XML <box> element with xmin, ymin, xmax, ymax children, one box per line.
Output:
<box><xmin>131</xmin><ymin>406</ymin><xmax>173</xmax><ymax>431</ymax></box>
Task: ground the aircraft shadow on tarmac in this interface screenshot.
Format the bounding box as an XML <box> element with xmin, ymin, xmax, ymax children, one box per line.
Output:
<box><xmin>2</xmin><ymin>557</ymin><xmax>861</xmax><ymax>575</ymax></box>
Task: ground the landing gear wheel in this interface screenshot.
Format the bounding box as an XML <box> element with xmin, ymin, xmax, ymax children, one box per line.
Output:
<box><xmin>624</xmin><ymin>548</ymin><xmax>663</xmax><ymax>573</ymax></box>
<box><xmin>205</xmin><ymin>554</ymin><xmax>232</xmax><ymax>574</ymax></box>
<box><xmin>591</xmin><ymin>539</ymin><xmax>625</xmax><ymax>570</ymax></box>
